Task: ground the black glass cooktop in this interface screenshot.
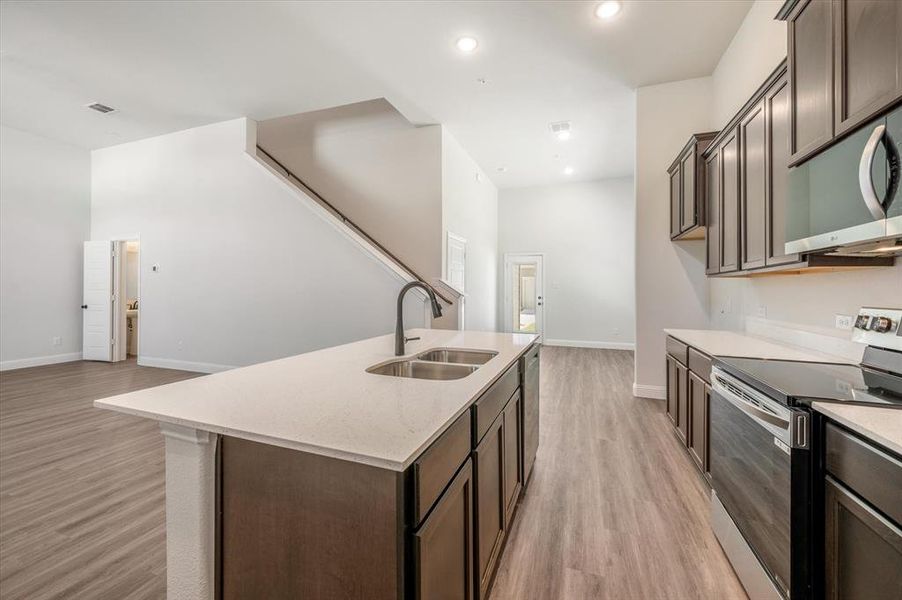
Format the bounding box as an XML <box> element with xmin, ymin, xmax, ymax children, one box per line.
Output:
<box><xmin>714</xmin><ymin>356</ymin><xmax>902</xmax><ymax>408</ymax></box>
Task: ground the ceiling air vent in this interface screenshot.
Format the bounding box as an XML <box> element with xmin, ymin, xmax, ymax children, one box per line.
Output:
<box><xmin>86</xmin><ymin>102</ymin><xmax>117</xmax><ymax>114</ymax></box>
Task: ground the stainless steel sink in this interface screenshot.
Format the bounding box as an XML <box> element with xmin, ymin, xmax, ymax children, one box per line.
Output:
<box><xmin>366</xmin><ymin>359</ymin><xmax>479</xmax><ymax>380</ymax></box>
<box><xmin>415</xmin><ymin>348</ymin><xmax>498</xmax><ymax>365</ymax></box>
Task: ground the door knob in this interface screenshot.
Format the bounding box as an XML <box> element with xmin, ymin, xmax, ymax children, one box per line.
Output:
<box><xmin>81</xmin><ymin>304</ymin><xmax>88</xmax><ymax>309</ymax></box>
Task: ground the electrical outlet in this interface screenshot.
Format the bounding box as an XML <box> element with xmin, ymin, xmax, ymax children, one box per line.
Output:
<box><xmin>834</xmin><ymin>314</ymin><xmax>854</xmax><ymax>330</ymax></box>
<box><xmin>756</xmin><ymin>305</ymin><xmax>767</xmax><ymax>318</ymax></box>
<box><xmin>613</xmin><ymin>327</ymin><xmax>620</xmax><ymax>336</ymax></box>
<box><xmin>51</xmin><ymin>336</ymin><xmax>61</xmax><ymax>346</ymax></box>
<box><xmin>720</xmin><ymin>298</ymin><xmax>733</xmax><ymax>314</ymax></box>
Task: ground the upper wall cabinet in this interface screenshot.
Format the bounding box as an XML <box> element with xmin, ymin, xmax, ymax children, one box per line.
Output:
<box><xmin>781</xmin><ymin>0</ymin><xmax>902</xmax><ymax>166</ymax></box>
<box><xmin>667</xmin><ymin>132</ymin><xmax>718</xmax><ymax>241</ymax></box>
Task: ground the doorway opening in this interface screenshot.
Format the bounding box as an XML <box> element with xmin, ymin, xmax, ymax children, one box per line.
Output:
<box><xmin>82</xmin><ymin>238</ymin><xmax>140</xmax><ymax>363</ymax></box>
<box><xmin>503</xmin><ymin>253</ymin><xmax>544</xmax><ymax>336</ymax></box>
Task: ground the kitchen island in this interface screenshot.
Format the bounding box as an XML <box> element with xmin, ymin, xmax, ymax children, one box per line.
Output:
<box><xmin>96</xmin><ymin>329</ymin><xmax>539</xmax><ymax>600</ymax></box>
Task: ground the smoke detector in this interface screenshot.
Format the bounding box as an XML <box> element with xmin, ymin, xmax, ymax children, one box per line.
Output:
<box><xmin>550</xmin><ymin>121</ymin><xmax>571</xmax><ymax>141</ymax></box>
<box><xmin>86</xmin><ymin>102</ymin><xmax>117</xmax><ymax>114</ymax></box>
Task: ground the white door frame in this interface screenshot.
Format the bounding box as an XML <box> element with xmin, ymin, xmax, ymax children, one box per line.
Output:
<box><xmin>446</xmin><ymin>231</ymin><xmax>467</xmax><ymax>330</ymax></box>
<box><xmin>502</xmin><ymin>253</ymin><xmax>545</xmax><ymax>337</ymax></box>
<box><xmin>110</xmin><ymin>234</ymin><xmax>141</xmax><ymax>362</ymax></box>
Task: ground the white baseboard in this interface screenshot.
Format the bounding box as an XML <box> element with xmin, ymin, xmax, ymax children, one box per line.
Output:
<box><xmin>0</xmin><ymin>352</ymin><xmax>83</xmax><ymax>372</ymax></box>
<box><xmin>138</xmin><ymin>356</ymin><xmax>237</xmax><ymax>374</ymax></box>
<box><xmin>543</xmin><ymin>338</ymin><xmax>635</xmax><ymax>351</ymax></box>
<box><xmin>632</xmin><ymin>383</ymin><xmax>666</xmax><ymax>400</ymax></box>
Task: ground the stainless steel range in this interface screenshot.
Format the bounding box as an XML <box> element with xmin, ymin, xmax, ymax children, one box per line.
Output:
<box><xmin>708</xmin><ymin>307</ymin><xmax>902</xmax><ymax>599</ymax></box>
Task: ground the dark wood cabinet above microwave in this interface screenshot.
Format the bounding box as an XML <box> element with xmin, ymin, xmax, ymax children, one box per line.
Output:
<box><xmin>668</xmin><ymin>132</ymin><xmax>718</xmax><ymax>241</ymax></box>
<box><xmin>779</xmin><ymin>0</ymin><xmax>902</xmax><ymax>166</ymax></box>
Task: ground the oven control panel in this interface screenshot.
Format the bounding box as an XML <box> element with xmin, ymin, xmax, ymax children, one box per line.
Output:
<box><xmin>852</xmin><ymin>307</ymin><xmax>902</xmax><ymax>351</ymax></box>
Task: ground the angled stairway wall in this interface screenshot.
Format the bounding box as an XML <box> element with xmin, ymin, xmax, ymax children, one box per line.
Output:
<box><xmin>90</xmin><ymin>118</ymin><xmax>427</xmax><ymax>372</ymax></box>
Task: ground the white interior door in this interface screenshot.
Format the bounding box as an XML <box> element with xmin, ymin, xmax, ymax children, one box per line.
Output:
<box><xmin>447</xmin><ymin>232</ymin><xmax>467</xmax><ymax>328</ymax></box>
<box><xmin>82</xmin><ymin>240</ymin><xmax>113</xmax><ymax>362</ymax></box>
<box><xmin>504</xmin><ymin>254</ymin><xmax>544</xmax><ymax>337</ymax></box>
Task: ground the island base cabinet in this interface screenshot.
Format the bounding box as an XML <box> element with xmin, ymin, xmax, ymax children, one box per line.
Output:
<box><xmin>824</xmin><ymin>477</ymin><xmax>902</xmax><ymax>600</ymax></box>
<box><xmin>413</xmin><ymin>459</ymin><xmax>475</xmax><ymax>600</ymax></box>
<box><xmin>502</xmin><ymin>392</ymin><xmax>522</xmax><ymax>525</ymax></box>
<box><xmin>474</xmin><ymin>413</ymin><xmax>506</xmax><ymax>600</ymax></box>
<box><xmin>219</xmin><ymin>436</ymin><xmax>403</xmax><ymax>600</ymax></box>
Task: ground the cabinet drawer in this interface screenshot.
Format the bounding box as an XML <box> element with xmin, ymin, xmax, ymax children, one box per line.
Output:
<box><xmin>522</xmin><ymin>343</ymin><xmax>540</xmax><ymax>366</ymax></box>
<box><xmin>473</xmin><ymin>364</ymin><xmax>519</xmax><ymax>444</ymax></box>
<box><xmin>412</xmin><ymin>410</ymin><xmax>471</xmax><ymax>525</ymax></box>
<box><xmin>826</xmin><ymin>423</ymin><xmax>902</xmax><ymax>525</ymax></box>
<box><xmin>666</xmin><ymin>336</ymin><xmax>688</xmax><ymax>365</ymax></box>
<box><xmin>688</xmin><ymin>348</ymin><xmax>712</xmax><ymax>384</ymax></box>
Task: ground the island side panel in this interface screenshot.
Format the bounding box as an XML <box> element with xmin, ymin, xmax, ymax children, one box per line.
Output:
<box><xmin>219</xmin><ymin>436</ymin><xmax>404</xmax><ymax>600</ymax></box>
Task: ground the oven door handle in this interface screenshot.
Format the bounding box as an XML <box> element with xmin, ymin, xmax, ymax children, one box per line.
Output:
<box><xmin>712</xmin><ymin>378</ymin><xmax>790</xmax><ymax>430</ymax></box>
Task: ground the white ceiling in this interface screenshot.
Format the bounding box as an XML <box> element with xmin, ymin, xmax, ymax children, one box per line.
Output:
<box><xmin>0</xmin><ymin>1</ymin><xmax>751</xmax><ymax>188</ymax></box>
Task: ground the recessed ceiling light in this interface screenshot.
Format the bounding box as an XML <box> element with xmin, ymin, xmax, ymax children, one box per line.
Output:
<box><xmin>476</xmin><ymin>77</ymin><xmax>488</xmax><ymax>85</ymax></box>
<box><xmin>564</xmin><ymin>166</ymin><xmax>575</xmax><ymax>176</ymax></box>
<box><xmin>550</xmin><ymin>121</ymin><xmax>572</xmax><ymax>141</ymax></box>
<box><xmin>595</xmin><ymin>1</ymin><xmax>622</xmax><ymax>20</ymax></box>
<box><xmin>497</xmin><ymin>167</ymin><xmax>507</xmax><ymax>173</ymax></box>
<box><xmin>455</xmin><ymin>37</ymin><xmax>479</xmax><ymax>53</ymax></box>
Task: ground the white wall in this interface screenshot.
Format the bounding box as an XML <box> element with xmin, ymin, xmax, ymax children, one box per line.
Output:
<box><xmin>441</xmin><ymin>129</ymin><xmax>498</xmax><ymax>332</ymax></box>
<box><xmin>91</xmin><ymin>118</ymin><xmax>425</xmax><ymax>372</ymax></box>
<box><xmin>498</xmin><ymin>178</ymin><xmax>636</xmax><ymax>348</ymax></box>
<box><xmin>256</xmin><ymin>100</ymin><xmax>444</xmax><ymax>282</ymax></box>
<box><xmin>634</xmin><ymin>78</ymin><xmax>715</xmax><ymax>396</ymax></box>
<box><xmin>0</xmin><ymin>125</ymin><xmax>91</xmax><ymax>369</ymax></box>
<box><xmin>708</xmin><ymin>0</ymin><xmax>902</xmax><ymax>335</ymax></box>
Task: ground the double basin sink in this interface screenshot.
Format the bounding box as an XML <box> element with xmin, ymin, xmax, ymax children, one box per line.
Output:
<box><xmin>367</xmin><ymin>348</ymin><xmax>498</xmax><ymax>381</ymax></box>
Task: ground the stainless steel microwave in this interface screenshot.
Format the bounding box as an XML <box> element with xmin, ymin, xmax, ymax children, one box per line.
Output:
<box><xmin>786</xmin><ymin>105</ymin><xmax>901</xmax><ymax>256</ymax></box>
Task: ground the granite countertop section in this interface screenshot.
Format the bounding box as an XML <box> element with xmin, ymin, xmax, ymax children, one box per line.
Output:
<box><xmin>95</xmin><ymin>329</ymin><xmax>537</xmax><ymax>471</ymax></box>
<box><xmin>663</xmin><ymin>328</ymin><xmax>851</xmax><ymax>363</ymax></box>
<box><xmin>812</xmin><ymin>402</ymin><xmax>902</xmax><ymax>456</ymax></box>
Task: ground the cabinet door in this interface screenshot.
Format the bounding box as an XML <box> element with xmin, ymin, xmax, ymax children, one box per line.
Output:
<box><xmin>788</xmin><ymin>0</ymin><xmax>834</xmax><ymax>164</ymax></box>
<box><xmin>675</xmin><ymin>361</ymin><xmax>688</xmax><ymax>444</ymax></box>
<box><xmin>414</xmin><ymin>459</ymin><xmax>475</xmax><ymax>600</ymax></box>
<box><xmin>680</xmin><ymin>149</ymin><xmax>696</xmax><ymax>232</ymax></box>
<box><xmin>687</xmin><ymin>372</ymin><xmax>708</xmax><ymax>473</ymax></box>
<box><xmin>719</xmin><ymin>129</ymin><xmax>741</xmax><ymax>273</ymax></box>
<box><xmin>741</xmin><ymin>99</ymin><xmax>768</xmax><ymax>270</ymax></box>
<box><xmin>766</xmin><ymin>74</ymin><xmax>800</xmax><ymax>266</ymax></box>
<box><xmin>705</xmin><ymin>150</ymin><xmax>721</xmax><ymax>275</ymax></box>
<box><xmin>834</xmin><ymin>0</ymin><xmax>902</xmax><ymax>136</ymax></box>
<box><xmin>669</xmin><ymin>166</ymin><xmax>682</xmax><ymax>238</ymax></box>
<box><xmin>521</xmin><ymin>350</ymin><xmax>540</xmax><ymax>484</ymax></box>
<box><xmin>502</xmin><ymin>393</ymin><xmax>522</xmax><ymax>525</ymax></box>
<box><xmin>666</xmin><ymin>356</ymin><xmax>679</xmax><ymax>426</ymax></box>
<box><xmin>474</xmin><ymin>415</ymin><xmax>505</xmax><ymax>599</ymax></box>
<box><xmin>825</xmin><ymin>477</ymin><xmax>902</xmax><ymax>600</ymax></box>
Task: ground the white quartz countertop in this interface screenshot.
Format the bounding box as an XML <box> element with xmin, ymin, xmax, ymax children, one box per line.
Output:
<box><xmin>663</xmin><ymin>328</ymin><xmax>850</xmax><ymax>363</ymax></box>
<box><xmin>812</xmin><ymin>402</ymin><xmax>902</xmax><ymax>456</ymax></box>
<box><xmin>95</xmin><ymin>329</ymin><xmax>537</xmax><ymax>471</ymax></box>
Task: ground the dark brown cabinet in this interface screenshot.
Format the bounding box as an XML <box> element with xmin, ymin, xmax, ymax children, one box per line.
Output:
<box><xmin>502</xmin><ymin>392</ymin><xmax>522</xmax><ymax>525</ymax></box>
<box><xmin>669</xmin><ymin>167</ymin><xmax>681</xmax><ymax>239</ymax></box>
<box><xmin>666</xmin><ymin>337</ymin><xmax>713</xmax><ymax>479</ymax></box>
<box><xmin>414</xmin><ymin>459</ymin><xmax>475</xmax><ymax>600</ymax></box>
<box><xmin>705</xmin><ymin>149</ymin><xmax>721</xmax><ymax>275</ymax></box>
<box><xmin>823</xmin><ymin>423</ymin><xmax>902</xmax><ymax>600</ymax></box>
<box><xmin>687</xmin><ymin>372</ymin><xmax>709</xmax><ymax>473</ymax></box>
<box><xmin>719</xmin><ymin>127</ymin><xmax>741</xmax><ymax>273</ymax></box>
<box><xmin>786</xmin><ymin>0</ymin><xmax>834</xmax><ymax>164</ymax></box>
<box><xmin>520</xmin><ymin>345</ymin><xmax>540</xmax><ymax>484</ymax></box>
<box><xmin>668</xmin><ymin>132</ymin><xmax>718</xmax><ymax>240</ymax></box>
<box><xmin>781</xmin><ymin>0</ymin><xmax>902</xmax><ymax>164</ymax></box>
<box><xmin>740</xmin><ymin>98</ymin><xmax>768</xmax><ymax>270</ymax></box>
<box><xmin>475</xmin><ymin>412</ymin><xmax>506</xmax><ymax>599</ymax></box>
<box><xmin>765</xmin><ymin>75</ymin><xmax>799</xmax><ymax>266</ymax></box>
<box><xmin>833</xmin><ymin>0</ymin><xmax>902</xmax><ymax>137</ymax></box>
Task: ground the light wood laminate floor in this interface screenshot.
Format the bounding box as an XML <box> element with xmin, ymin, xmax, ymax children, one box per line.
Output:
<box><xmin>490</xmin><ymin>347</ymin><xmax>746</xmax><ymax>599</ymax></box>
<box><xmin>0</xmin><ymin>348</ymin><xmax>745</xmax><ymax>599</ymax></box>
<box><xmin>0</xmin><ymin>359</ymin><xmax>198</xmax><ymax>600</ymax></box>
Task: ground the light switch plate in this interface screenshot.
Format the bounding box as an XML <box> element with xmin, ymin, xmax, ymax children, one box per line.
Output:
<box><xmin>834</xmin><ymin>314</ymin><xmax>853</xmax><ymax>330</ymax></box>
